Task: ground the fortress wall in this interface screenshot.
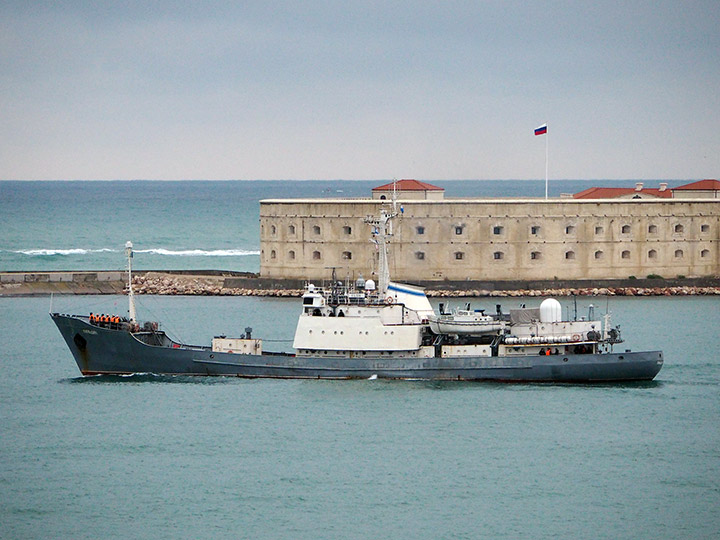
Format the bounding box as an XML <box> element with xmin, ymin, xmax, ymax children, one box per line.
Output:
<box><xmin>260</xmin><ymin>198</ymin><xmax>720</xmax><ymax>281</ymax></box>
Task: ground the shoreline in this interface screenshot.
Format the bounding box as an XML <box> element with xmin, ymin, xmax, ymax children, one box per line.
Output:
<box><xmin>2</xmin><ymin>270</ymin><xmax>720</xmax><ymax>297</ymax></box>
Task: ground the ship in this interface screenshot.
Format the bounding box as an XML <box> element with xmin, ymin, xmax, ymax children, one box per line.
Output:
<box><xmin>51</xmin><ymin>204</ymin><xmax>663</xmax><ymax>382</ymax></box>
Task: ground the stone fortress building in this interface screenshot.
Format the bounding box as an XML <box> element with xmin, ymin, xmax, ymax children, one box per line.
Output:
<box><xmin>259</xmin><ymin>179</ymin><xmax>720</xmax><ymax>282</ymax></box>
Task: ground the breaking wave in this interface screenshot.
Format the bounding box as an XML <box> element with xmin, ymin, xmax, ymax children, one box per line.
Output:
<box><xmin>135</xmin><ymin>248</ymin><xmax>260</xmax><ymax>257</ymax></box>
<box><xmin>7</xmin><ymin>247</ymin><xmax>259</xmax><ymax>257</ymax></box>
<box><xmin>12</xmin><ymin>248</ymin><xmax>118</xmax><ymax>256</ymax></box>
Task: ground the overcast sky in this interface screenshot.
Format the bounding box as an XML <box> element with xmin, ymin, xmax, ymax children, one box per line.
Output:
<box><xmin>2</xmin><ymin>1</ymin><xmax>719</xmax><ymax>181</ymax></box>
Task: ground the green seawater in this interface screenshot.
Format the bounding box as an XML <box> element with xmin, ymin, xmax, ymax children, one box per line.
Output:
<box><xmin>1</xmin><ymin>294</ymin><xmax>719</xmax><ymax>539</ymax></box>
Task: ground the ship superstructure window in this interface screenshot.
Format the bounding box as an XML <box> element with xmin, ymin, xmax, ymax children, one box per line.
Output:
<box><xmin>701</xmin><ymin>224</ymin><xmax>710</xmax><ymax>233</ymax></box>
<box><xmin>648</xmin><ymin>224</ymin><xmax>657</xmax><ymax>234</ymax></box>
<box><xmin>674</xmin><ymin>249</ymin><xmax>684</xmax><ymax>258</ymax></box>
<box><xmin>415</xmin><ymin>251</ymin><xmax>425</xmax><ymax>260</ymax></box>
<box><xmin>313</xmin><ymin>250</ymin><xmax>321</xmax><ymax>260</ymax></box>
<box><xmin>343</xmin><ymin>226</ymin><xmax>352</xmax><ymax>235</ymax></box>
<box><xmin>621</xmin><ymin>250</ymin><xmax>631</xmax><ymax>259</ymax></box>
<box><xmin>493</xmin><ymin>251</ymin><xmax>504</xmax><ymax>260</ymax></box>
<box><xmin>595</xmin><ymin>226</ymin><xmax>604</xmax><ymax>235</ymax></box>
<box><xmin>594</xmin><ymin>250</ymin><xmax>604</xmax><ymax>259</ymax></box>
<box><xmin>531</xmin><ymin>225</ymin><xmax>540</xmax><ymax>235</ymax></box>
<box><xmin>288</xmin><ymin>224</ymin><xmax>296</xmax><ymax>235</ymax></box>
<box><xmin>288</xmin><ymin>250</ymin><xmax>295</xmax><ymax>260</ymax></box>
<box><xmin>313</xmin><ymin>225</ymin><xmax>321</xmax><ymax>235</ymax></box>
<box><xmin>648</xmin><ymin>249</ymin><xmax>657</xmax><ymax>259</ymax></box>
<box><xmin>701</xmin><ymin>249</ymin><xmax>710</xmax><ymax>258</ymax></box>
<box><xmin>674</xmin><ymin>224</ymin><xmax>684</xmax><ymax>233</ymax></box>
<box><xmin>455</xmin><ymin>251</ymin><xmax>464</xmax><ymax>260</ymax></box>
<box><xmin>416</xmin><ymin>226</ymin><xmax>425</xmax><ymax>235</ymax></box>
<box><xmin>621</xmin><ymin>224</ymin><xmax>631</xmax><ymax>234</ymax></box>
<box><xmin>565</xmin><ymin>250</ymin><xmax>576</xmax><ymax>260</ymax></box>
<box><xmin>530</xmin><ymin>251</ymin><xmax>542</xmax><ymax>260</ymax></box>
<box><xmin>565</xmin><ymin>225</ymin><xmax>575</xmax><ymax>234</ymax></box>
<box><xmin>342</xmin><ymin>251</ymin><xmax>352</xmax><ymax>260</ymax></box>
<box><xmin>493</xmin><ymin>226</ymin><xmax>504</xmax><ymax>235</ymax></box>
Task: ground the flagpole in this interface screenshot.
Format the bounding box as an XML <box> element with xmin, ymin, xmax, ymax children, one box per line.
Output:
<box><xmin>545</xmin><ymin>126</ymin><xmax>549</xmax><ymax>199</ymax></box>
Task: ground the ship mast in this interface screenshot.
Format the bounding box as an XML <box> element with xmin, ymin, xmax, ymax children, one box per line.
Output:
<box><xmin>125</xmin><ymin>241</ymin><xmax>137</xmax><ymax>323</ymax></box>
<box><xmin>365</xmin><ymin>202</ymin><xmax>396</xmax><ymax>297</ymax></box>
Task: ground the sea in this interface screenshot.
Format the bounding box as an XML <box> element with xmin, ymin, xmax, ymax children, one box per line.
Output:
<box><xmin>1</xmin><ymin>180</ymin><xmax>719</xmax><ymax>539</ymax></box>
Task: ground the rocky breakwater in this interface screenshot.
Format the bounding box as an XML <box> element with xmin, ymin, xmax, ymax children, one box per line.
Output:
<box><xmin>130</xmin><ymin>273</ymin><xmax>720</xmax><ymax>298</ymax></box>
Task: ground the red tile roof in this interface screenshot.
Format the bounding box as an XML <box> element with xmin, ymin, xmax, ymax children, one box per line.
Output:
<box><xmin>372</xmin><ymin>179</ymin><xmax>444</xmax><ymax>191</ymax></box>
<box><xmin>573</xmin><ymin>187</ymin><xmax>673</xmax><ymax>199</ymax></box>
<box><xmin>672</xmin><ymin>179</ymin><xmax>720</xmax><ymax>191</ymax></box>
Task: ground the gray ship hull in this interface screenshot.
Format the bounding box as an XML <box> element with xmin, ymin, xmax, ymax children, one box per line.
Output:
<box><xmin>52</xmin><ymin>314</ymin><xmax>663</xmax><ymax>382</ymax></box>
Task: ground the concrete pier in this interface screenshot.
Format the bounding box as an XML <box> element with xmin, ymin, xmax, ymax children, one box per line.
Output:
<box><xmin>2</xmin><ymin>270</ymin><xmax>719</xmax><ymax>297</ymax></box>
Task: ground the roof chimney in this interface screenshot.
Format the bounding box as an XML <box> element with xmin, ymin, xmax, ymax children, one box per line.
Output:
<box><xmin>635</xmin><ymin>182</ymin><xmax>643</xmax><ymax>191</ymax></box>
<box><xmin>659</xmin><ymin>182</ymin><xmax>668</xmax><ymax>192</ymax></box>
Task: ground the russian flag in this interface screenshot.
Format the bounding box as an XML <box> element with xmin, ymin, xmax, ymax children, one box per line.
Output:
<box><xmin>534</xmin><ymin>123</ymin><xmax>547</xmax><ymax>136</ymax></box>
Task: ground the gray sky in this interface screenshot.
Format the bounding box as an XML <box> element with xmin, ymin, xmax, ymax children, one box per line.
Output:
<box><xmin>2</xmin><ymin>1</ymin><xmax>719</xmax><ymax>180</ymax></box>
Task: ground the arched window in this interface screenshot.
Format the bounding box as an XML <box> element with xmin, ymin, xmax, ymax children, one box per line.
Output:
<box><xmin>594</xmin><ymin>250</ymin><xmax>604</xmax><ymax>259</ymax></box>
<box><xmin>312</xmin><ymin>250</ymin><xmax>321</xmax><ymax>260</ymax></box>
<box><xmin>674</xmin><ymin>224</ymin><xmax>684</xmax><ymax>233</ymax></box>
<box><xmin>288</xmin><ymin>224</ymin><xmax>296</xmax><ymax>235</ymax></box>
<box><xmin>701</xmin><ymin>249</ymin><xmax>710</xmax><ymax>258</ymax></box>
<box><xmin>270</xmin><ymin>250</ymin><xmax>276</xmax><ymax>259</ymax></box>
<box><xmin>313</xmin><ymin>225</ymin><xmax>321</xmax><ymax>235</ymax></box>
<box><xmin>288</xmin><ymin>250</ymin><xmax>295</xmax><ymax>260</ymax></box>
<box><xmin>565</xmin><ymin>251</ymin><xmax>576</xmax><ymax>260</ymax></box>
<box><xmin>270</xmin><ymin>225</ymin><xmax>276</xmax><ymax>235</ymax></box>
<box><xmin>648</xmin><ymin>249</ymin><xmax>657</xmax><ymax>259</ymax></box>
<box><xmin>621</xmin><ymin>224</ymin><xmax>631</xmax><ymax>234</ymax></box>
<box><xmin>674</xmin><ymin>249</ymin><xmax>683</xmax><ymax>258</ymax></box>
<box><xmin>621</xmin><ymin>250</ymin><xmax>631</xmax><ymax>259</ymax></box>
